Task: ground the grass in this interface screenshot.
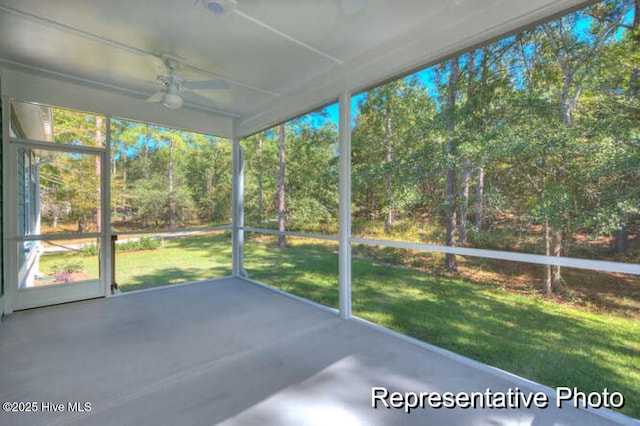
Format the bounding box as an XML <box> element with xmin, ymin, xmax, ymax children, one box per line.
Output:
<box><xmin>351</xmin><ymin>259</ymin><xmax>639</xmax><ymax>419</ymax></box>
<box><xmin>37</xmin><ymin>231</ymin><xmax>639</xmax><ymax>418</ymax></box>
<box><xmin>246</xmin><ymin>235</ymin><xmax>640</xmax><ymax>419</ymax></box>
<box><xmin>38</xmin><ymin>231</ymin><xmax>233</xmax><ymax>292</ymax></box>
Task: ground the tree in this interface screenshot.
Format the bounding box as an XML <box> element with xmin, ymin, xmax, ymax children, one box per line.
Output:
<box><xmin>113</xmin><ymin>122</ymin><xmax>202</xmax><ymax>229</ymax></box>
<box><xmin>242</xmin><ymin>131</ymin><xmax>279</xmax><ymax>226</ymax></box>
<box><xmin>532</xmin><ymin>1</ymin><xmax>631</xmax><ymax>292</ymax></box>
<box><xmin>352</xmin><ymin>77</ymin><xmax>435</xmax><ymax>233</ymax></box>
<box><xmin>285</xmin><ymin>117</ymin><xmax>338</xmax><ymax>233</ymax></box>
<box><xmin>443</xmin><ymin>58</ymin><xmax>460</xmax><ymax>271</ymax></box>
<box><xmin>183</xmin><ymin>134</ymin><xmax>232</xmax><ymax>224</ymax></box>
<box><xmin>40</xmin><ymin>109</ymin><xmax>103</xmax><ymax>232</ymax></box>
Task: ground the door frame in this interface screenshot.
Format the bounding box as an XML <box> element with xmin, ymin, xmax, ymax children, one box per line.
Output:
<box><xmin>2</xmin><ymin>98</ymin><xmax>112</xmax><ymax>313</ymax></box>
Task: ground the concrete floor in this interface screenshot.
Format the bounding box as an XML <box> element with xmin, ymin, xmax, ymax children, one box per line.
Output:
<box><xmin>0</xmin><ymin>278</ymin><xmax>636</xmax><ymax>426</ymax></box>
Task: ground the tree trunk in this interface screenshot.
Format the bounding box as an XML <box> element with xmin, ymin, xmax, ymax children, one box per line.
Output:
<box><xmin>143</xmin><ymin>126</ymin><xmax>151</xmax><ymax>180</ymax></box>
<box><xmin>384</xmin><ymin>113</ymin><xmax>394</xmax><ymax>234</ymax></box>
<box><xmin>444</xmin><ymin>58</ymin><xmax>459</xmax><ymax>271</ymax></box>
<box><xmin>475</xmin><ymin>166</ymin><xmax>484</xmax><ymax>232</ymax></box>
<box><xmin>257</xmin><ymin>134</ymin><xmax>264</xmax><ymax>225</ymax></box>
<box><xmin>551</xmin><ymin>228</ymin><xmax>563</xmax><ymax>292</ymax></box>
<box><xmin>278</xmin><ymin>124</ymin><xmax>286</xmax><ymax>249</ymax></box>
<box><xmin>121</xmin><ymin>157</ymin><xmax>128</xmax><ymax>221</ymax></box>
<box><xmin>445</xmin><ymin>160</ymin><xmax>457</xmax><ymax>271</ymax></box>
<box><xmin>614</xmin><ymin>226</ymin><xmax>628</xmax><ymax>254</ymax></box>
<box><xmin>168</xmin><ymin>139</ymin><xmax>175</xmax><ymax>230</ymax></box>
<box><xmin>94</xmin><ymin>117</ymin><xmax>103</xmax><ymax>231</ymax></box>
<box><xmin>459</xmin><ymin>49</ymin><xmax>476</xmax><ymax>245</ymax></box>
<box><xmin>459</xmin><ymin>157</ymin><xmax>471</xmax><ymax>243</ymax></box>
<box><xmin>543</xmin><ymin>218</ymin><xmax>552</xmax><ymax>295</ymax></box>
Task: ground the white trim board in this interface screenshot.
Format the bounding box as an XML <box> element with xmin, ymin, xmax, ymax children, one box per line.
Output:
<box><xmin>352</xmin><ymin>237</ymin><xmax>640</xmax><ymax>276</ymax></box>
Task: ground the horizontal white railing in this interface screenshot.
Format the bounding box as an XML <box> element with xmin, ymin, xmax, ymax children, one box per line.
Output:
<box><xmin>352</xmin><ymin>237</ymin><xmax>640</xmax><ymax>275</ymax></box>
<box><xmin>242</xmin><ymin>227</ymin><xmax>640</xmax><ymax>276</ymax></box>
<box><xmin>114</xmin><ymin>224</ymin><xmax>232</xmax><ymax>236</ymax></box>
<box><xmin>19</xmin><ymin>225</ymin><xmax>232</xmax><ymax>242</ymax></box>
<box><xmin>243</xmin><ymin>226</ymin><xmax>339</xmax><ymax>242</ymax></box>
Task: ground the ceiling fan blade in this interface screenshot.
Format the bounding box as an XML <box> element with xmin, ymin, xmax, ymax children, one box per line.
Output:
<box><xmin>145</xmin><ymin>91</ymin><xmax>165</xmax><ymax>103</ymax></box>
<box><xmin>183</xmin><ymin>90</ymin><xmax>219</xmax><ymax>107</ymax></box>
<box><xmin>184</xmin><ymin>80</ymin><xmax>230</xmax><ymax>91</ymax></box>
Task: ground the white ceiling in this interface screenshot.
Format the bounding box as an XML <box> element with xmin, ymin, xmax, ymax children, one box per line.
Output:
<box><xmin>0</xmin><ymin>0</ymin><xmax>589</xmax><ymax>138</ymax></box>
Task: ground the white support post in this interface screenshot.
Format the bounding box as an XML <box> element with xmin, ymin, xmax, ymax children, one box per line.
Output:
<box><xmin>231</xmin><ymin>137</ymin><xmax>245</xmax><ymax>277</ymax></box>
<box><xmin>338</xmin><ymin>91</ymin><xmax>352</xmax><ymax>319</ymax></box>
<box><xmin>101</xmin><ymin>116</ymin><xmax>112</xmax><ymax>295</ymax></box>
<box><xmin>2</xmin><ymin>96</ymin><xmax>16</xmax><ymax>314</ymax></box>
<box><xmin>1</xmin><ymin>96</ymin><xmax>9</xmax><ymax>316</ymax></box>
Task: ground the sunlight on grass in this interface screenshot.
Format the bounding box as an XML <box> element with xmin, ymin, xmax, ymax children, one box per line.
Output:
<box><xmin>351</xmin><ymin>259</ymin><xmax>639</xmax><ymax>419</ymax></box>
<box><xmin>39</xmin><ymin>231</ymin><xmax>232</xmax><ymax>292</ymax></box>
<box><xmin>244</xmin><ymin>234</ymin><xmax>339</xmax><ymax>309</ymax></box>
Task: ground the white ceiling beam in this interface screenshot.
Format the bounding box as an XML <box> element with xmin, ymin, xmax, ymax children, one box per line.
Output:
<box><xmin>1</xmin><ymin>66</ymin><xmax>235</xmax><ymax>138</ymax></box>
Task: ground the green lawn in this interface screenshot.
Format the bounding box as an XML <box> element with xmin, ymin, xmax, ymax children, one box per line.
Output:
<box><xmin>39</xmin><ymin>232</ymin><xmax>639</xmax><ymax>418</ymax></box>
<box><xmin>244</xmin><ymin>236</ymin><xmax>639</xmax><ymax>419</ymax></box>
<box><xmin>352</xmin><ymin>260</ymin><xmax>639</xmax><ymax>418</ymax></box>
<box><xmin>39</xmin><ymin>232</ymin><xmax>233</xmax><ymax>292</ymax></box>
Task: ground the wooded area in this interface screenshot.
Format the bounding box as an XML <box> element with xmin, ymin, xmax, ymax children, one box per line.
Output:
<box><xmin>109</xmin><ymin>120</ymin><xmax>232</xmax><ymax>230</ymax></box>
<box><xmin>244</xmin><ymin>0</ymin><xmax>639</xmax><ymax>295</ymax></box>
<box><xmin>38</xmin><ymin>115</ymin><xmax>233</xmax><ymax>234</ymax></box>
<box><xmin>37</xmin><ymin>0</ymin><xmax>638</xmax><ymax>299</ymax></box>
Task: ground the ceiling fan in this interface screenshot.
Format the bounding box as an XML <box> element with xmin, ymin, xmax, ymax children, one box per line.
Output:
<box><xmin>146</xmin><ymin>57</ymin><xmax>230</xmax><ymax>110</ymax></box>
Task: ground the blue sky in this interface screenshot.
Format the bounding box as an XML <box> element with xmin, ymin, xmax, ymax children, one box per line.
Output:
<box><xmin>320</xmin><ymin>4</ymin><xmax>635</xmax><ymax>128</ymax></box>
<box><xmin>324</xmin><ymin>68</ymin><xmax>436</xmax><ymax>127</ymax></box>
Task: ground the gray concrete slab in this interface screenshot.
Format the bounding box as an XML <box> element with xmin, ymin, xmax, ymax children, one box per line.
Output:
<box><xmin>0</xmin><ymin>278</ymin><xmax>636</xmax><ymax>425</ymax></box>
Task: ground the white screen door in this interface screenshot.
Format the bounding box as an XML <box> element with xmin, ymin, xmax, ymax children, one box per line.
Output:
<box><xmin>3</xmin><ymin>101</ymin><xmax>109</xmax><ymax>311</ymax></box>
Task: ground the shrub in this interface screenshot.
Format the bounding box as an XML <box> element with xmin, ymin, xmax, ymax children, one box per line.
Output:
<box><xmin>82</xmin><ymin>243</ymin><xmax>100</xmax><ymax>257</ymax></box>
<box><xmin>116</xmin><ymin>237</ymin><xmax>161</xmax><ymax>252</ymax></box>
<box><xmin>138</xmin><ymin>237</ymin><xmax>161</xmax><ymax>250</ymax></box>
<box><xmin>52</xmin><ymin>261</ymin><xmax>83</xmax><ymax>274</ymax></box>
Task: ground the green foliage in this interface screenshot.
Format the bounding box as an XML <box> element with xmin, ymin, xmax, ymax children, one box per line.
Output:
<box><xmin>51</xmin><ymin>261</ymin><xmax>83</xmax><ymax>274</ymax></box>
<box><xmin>81</xmin><ymin>237</ymin><xmax>162</xmax><ymax>257</ymax></box>
<box><xmin>82</xmin><ymin>243</ymin><xmax>99</xmax><ymax>257</ymax></box>
<box><xmin>348</xmin><ymin>0</ymin><xmax>639</xmax><ymax>282</ymax></box>
<box><xmin>117</xmin><ymin>237</ymin><xmax>161</xmax><ymax>252</ymax></box>
<box><xmin>110</xmin><ymin>121</ymin><xmax>232</xmax><ymax>230</ymax></box>
<box><xmin>242</xmin><ymin>112</ymin><xmax>339</xmax><ymax>233</ymax></box>
<box><xmin>352</xmin><ymin>77</ymin><xmax>436</xmax><ymax>227</ymax></box>
<box><xmin>130</xmin><ymin>177</ymin><xmax>195</xmax><ymax>227</ymax></box>
<box><xmin>38</xmin><ymin>109</ymin><xmax>103</xmax><ymax>231</ymax></box>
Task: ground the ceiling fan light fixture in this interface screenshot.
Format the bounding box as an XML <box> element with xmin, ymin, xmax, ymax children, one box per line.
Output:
<box><xmin>203</xmin><ymin>0</ymin><xmax>232</xmax><ymax>15</ymax></box>
<box><xmin>162</xmin><ymin>86</ymin><xmax>183</xmax><ymax>109</ymax></box>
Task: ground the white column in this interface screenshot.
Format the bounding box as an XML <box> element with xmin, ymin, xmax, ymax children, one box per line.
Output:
<box><xmin>102</xmin><ymin>116</ymin><xmax>112</xmax><ymax>295</ymax></box>
<box><xmin>231</xmin><ymin>137</ymin><xmax>245</xmax><ymax>277</ymax></box>
<box><xmin>338</xmin><ymin>91</ymin><xmax>352</xmax><ymax>319</ymax></box>
<box><xmin>2</xmin><ymin>96</ymin><xmax>16</xmax><ymax>314</ymax></box>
